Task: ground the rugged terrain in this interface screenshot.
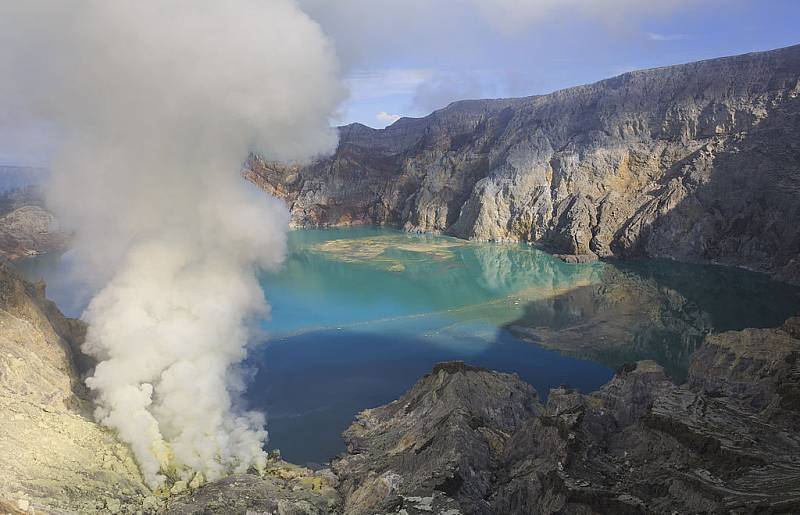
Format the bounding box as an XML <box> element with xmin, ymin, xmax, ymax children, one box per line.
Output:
<box><xmin>327</xmin><ymin>318</ymin><xmax>800</xmax><ymax>514</ymax></box>
<box><xmin>246</xmin><ymin>44</ymin><xmax>800</xmax><ymax>284</ymax></box>
<box><xmin>0</xmin><ymin>263</ymin><xmax>339</xmax><ymax>514</ymax></box>
<box><xmin>0</xmin><ymin>186</ymin><xmax>66</xmax><ymax>260</ymax></box>
<box><xmin>0</xmin><ymin>262</ymin><xmax>148</xmax><ymax>513</ymax></box>
<box><xmin>5</xmin><ymin>44</ymin><xmax>800</xmax><ymax>513</ymax></box>
<box><xmin>160</xmin><ymin>319</ymin><xmax>800</xmax><ymax>514</ymax></box>
<box><xmin>2</xmin><ymin>259</ymin><xmax>800</xmax><ymax>513</ymax></box>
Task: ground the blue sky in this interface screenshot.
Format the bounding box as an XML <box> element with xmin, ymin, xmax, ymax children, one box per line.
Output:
<box><xmin>302</xmin><ymin>0</ymin><xmax>800</xmax><ymax>128</ymax></box>
<box><xmin>2</xmin><ymin>1</ymin><xmax>799</xmax><ymax>164</ymax></box>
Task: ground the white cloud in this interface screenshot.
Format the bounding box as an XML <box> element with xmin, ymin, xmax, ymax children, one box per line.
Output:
<box><xmin>411</xmin><ymin>70</ymin><xmax>500</xmax><ymax>113</ymax></box>
<box><xmin>303</xmin><ymin>0</ymin><xmax>701</xmax><ymax>125</ymax></box>
<box><xmin>346</xmin><ymin>68</ymin><xmax>433</xmax><ymax>100</ymax></box>
<box><xmin>647</xmin><ymin>32</ymin><xmax>691</xmax><ymax>41</ymax></box>
<box><xmin>376</xmin><ymin>111</ymin><xmax>402</xmax><ymax>126</ymax></box>
<box><xmin>470</xmin><ymin>0</ymin><xmax>692</xmax><ymax>34</ymax></box>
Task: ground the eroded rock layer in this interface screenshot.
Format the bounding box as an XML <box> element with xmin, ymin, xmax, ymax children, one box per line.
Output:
<box><xmin>332</xmin><ymin>319</ymin><xmax>800</xmax><ymax>514</ymax></box>
<box><xmin>246</xmin><ymin>44</ymin><xmax>800</xmax><ymax>284</ymax></box>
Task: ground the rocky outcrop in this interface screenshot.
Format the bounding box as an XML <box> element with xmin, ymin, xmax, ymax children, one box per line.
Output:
<box><xmin>0</xmin><ymin>262</ymin><xmax>150</xmax><ymax>513</ymax></box>
<box><xmin>332</xmin><ymin>362</ymin><xmax>541</xmax><ymax>515</ymax></box>
<box><xmin>332</xmin><ymin>318</ymin><xmax>800</xmax><ymax>514</ymax></box>
<box><xmin>0</xmin><ymin>186</ymin><xmax>67</xmax><ymax>260</ymax></box>
<box><xmin>246</xmin><ymin>44</ymin><xmax>800</xmax><ymax>284</ymax></box>
<box><xmin>166</xmin><ymin>454</ymin><xmax>341</xmax><ymax>515</ymax></box>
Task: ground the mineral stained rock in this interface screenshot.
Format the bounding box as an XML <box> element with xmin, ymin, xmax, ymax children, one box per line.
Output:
<box><xmin>166</xmin><ymin>457</ymin><xmax>341</xmax><ymax>515</ymax></box>
<box><xmin>5</xmin><ymin>44</ymin><xmax>800</xmax><ymax>511</ymax></box>
<box><xmin>246</xmin><ymin>44</ymin><xmax>800</xmax><ymax>284</ymax></box>
<box><xmin>0</xmin><ymin>263</ymin><xmax>343</xmax><ymax>514</ymax></box>
<box><xmin>0</xmin><ymin>262</ymin><xmax>149</xmax><ymax>514</ymax></box>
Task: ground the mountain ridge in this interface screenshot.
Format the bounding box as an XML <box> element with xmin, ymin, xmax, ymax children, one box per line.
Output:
<box><xmin>246</xmin><ymin>42</ymin><xmax>800</xmax><ymax>284</ymax></box>
<box><xmin>357</xmin><ymin>43</ymin><xmax>800</xmax><ymax>133</ymax></box>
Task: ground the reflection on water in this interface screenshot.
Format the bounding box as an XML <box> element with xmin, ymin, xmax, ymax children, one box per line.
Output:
<box><xmin>260</xmin><ymin>229</ymin><xmax>608</xmax><ymax>339</ymax></box>
<box><xmin>506</xmin><ymin>266</ymin><xmax>711</xmax><ymax>381</ymax></box>
<box><xmin>506</xmin><ymin>258</ymin><xmax>800</xmax><ymax>380</ymax></box>
<box><xmin>13</xmin><ymin>227</ymin><xmax>800</xmax><ymax>464</ymax></box>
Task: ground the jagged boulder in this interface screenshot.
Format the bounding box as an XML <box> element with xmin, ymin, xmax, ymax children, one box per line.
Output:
<box><xmin>332</xmin><ymin>362</ymin><xmax>541</xmax><ymax>515</ymax></box>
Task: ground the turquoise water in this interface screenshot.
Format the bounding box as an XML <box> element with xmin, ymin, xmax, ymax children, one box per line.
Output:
<box><xmin>15</xmin><ymin>227</ymin><xmax>800</xmax><ymax>465</ymax></box>
<box><xmin>259</xmin><ymin>227</ymin><xmax>609</xmax><ymax>344</ymax></box>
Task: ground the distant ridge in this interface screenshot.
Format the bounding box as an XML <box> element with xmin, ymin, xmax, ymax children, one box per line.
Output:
<box><xmin>248</xmin><ymin>43</ymin><xmax>800</xmax><ymax>283</ymax></box>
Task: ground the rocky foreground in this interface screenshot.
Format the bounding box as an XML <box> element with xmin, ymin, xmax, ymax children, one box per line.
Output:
<box><xmin>246</xmin><ymin>44</ymin><xmax>800</xmax><ymax>285</ymax></box>
<box><xmin>0</xmin><ymin>262</ymin><xmax>148</xmax><ymax>513</ymax></box>
<box><xmin>2</xmin><ymin>263</ymin><xmax>800</xmax><ymax>513</ymax></box>
<box><xmin>327</xmin><ymin>321</ymin><xmax>800</xmax><ymax>514</ymax></box>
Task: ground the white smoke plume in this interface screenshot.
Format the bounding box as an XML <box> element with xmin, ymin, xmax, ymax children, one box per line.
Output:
<box><xmin>0</xmin><ymin>1</ymin><xmax>344</xmax><ymax>487</ymax></box>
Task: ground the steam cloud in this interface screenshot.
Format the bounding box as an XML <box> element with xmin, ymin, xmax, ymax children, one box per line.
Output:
<box><xmin>0</xmin><ymin>1</ymin><xmax>343</xmax><ymax>487</ymax></box>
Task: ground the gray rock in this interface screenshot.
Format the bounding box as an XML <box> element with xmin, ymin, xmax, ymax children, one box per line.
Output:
<box><xmin>332</xmin><ymin>323</ymin><xmax>800</xmax><ymax>514</ymax></box>
<box><xmin>247</xmin><ymin>43</ymin><xmax>800</xmax><ymax>284</ymax></box>
<box><xmin>331</xmin><ymin>362</ymin><xmax>541</xmax><ymax>515</ymax></box>
<box><xmin>166</xmin><ymin>472</ymin><xmax>339</xmax><ymax>515</ymax></box>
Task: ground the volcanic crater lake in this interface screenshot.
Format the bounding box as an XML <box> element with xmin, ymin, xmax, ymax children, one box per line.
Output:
<box><xmin>17</xmin><ymin>227</ymin><xmax>800</xmax><ymax>466</ymax></box>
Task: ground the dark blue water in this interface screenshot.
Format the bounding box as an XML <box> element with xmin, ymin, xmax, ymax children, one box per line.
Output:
<box><xmin>15</xmin><ymin>227</ymin><xmax>800</xmax><ymax>466</ymax></box>
<box><xmin>248</xmin><ymin>329</ymin><xmax>611</xmax><ymax>466</ymax></box>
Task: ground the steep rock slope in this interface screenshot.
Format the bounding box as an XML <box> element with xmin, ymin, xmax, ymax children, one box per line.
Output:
<box><xmin>0</xmin><ymin>262</ymin><xmax>150</xmax><ymax>513</ymax></box>
<box><xmin>332</xmin><ymin>362</ymin><xmax>541</xmax><ymax>515</ymax></box>
<box><xmin>0</xmin><ymin>262</ymin><xmax>343</xmax><ymax>514</ymax></box>
<box><xmin>246</xmin><ymin>44</ymin><xmax>800</xmax><ymax>283</ymax></box>
<box><xmin>331</xmin><ymin>318</ymin><xmax>800</xmax><ymax>514</ymax></box>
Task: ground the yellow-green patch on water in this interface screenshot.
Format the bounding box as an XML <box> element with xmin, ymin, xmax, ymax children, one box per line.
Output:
<box><xmin>313</xmin><ymin>234</ymin><xmax>467</xmax><ymax>272</ymax></box>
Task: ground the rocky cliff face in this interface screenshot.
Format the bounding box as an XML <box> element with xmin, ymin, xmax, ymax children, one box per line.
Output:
<box><xmin>330</xmin><ymin>318</ymin><xmax>800</xmax><ymax>514</ymax></box>
<box><xmin>0</xmin><ymin>262</ymin><xmax>150</xmax><ymax>513</ymax></box>
<box><xmin>246</xmin><ymin>44</ymin><xmax>800</xmax><ymax>284</ymax></box>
